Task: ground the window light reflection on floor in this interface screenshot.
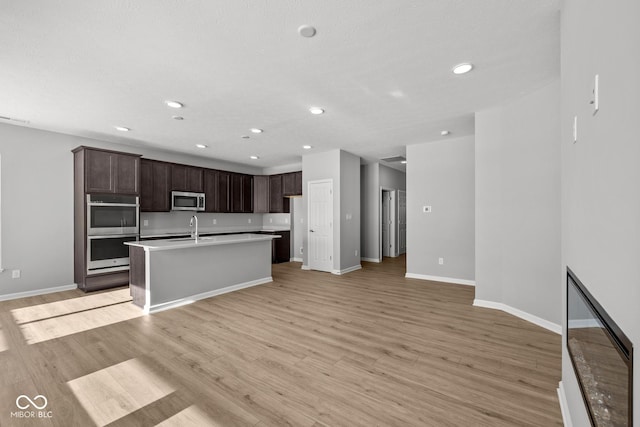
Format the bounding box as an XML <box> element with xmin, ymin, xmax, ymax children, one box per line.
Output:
<box><xmin>155</xmin><ymin>405</ymin><xmax>218</xmax><ymax>427</ymax></box>
<box><xmin>67</xmin><ymin>358</ymin><xmax>174</xmax><ymax>426</ymax></box>
<box><xmin>0</xmin><ymin>327</ymin><xmax>7</xmax><ymax>353</ymax></box>
<box><xmin>10</xmin><ymin>289</ymin><xmax>143</xmax><ymax>345</ymax></box>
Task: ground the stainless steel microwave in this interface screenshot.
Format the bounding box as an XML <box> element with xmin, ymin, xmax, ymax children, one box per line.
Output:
<box><xmin>171</xmin><ymin>191</ymin><xmax>205</xmax><ymax>211</ymax></box>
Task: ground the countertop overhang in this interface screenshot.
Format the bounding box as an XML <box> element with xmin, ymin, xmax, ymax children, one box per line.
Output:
<box><xmin>125</xmin><ymin>233</ymin><xmax>278</xmax><ymax>252</ymax></box>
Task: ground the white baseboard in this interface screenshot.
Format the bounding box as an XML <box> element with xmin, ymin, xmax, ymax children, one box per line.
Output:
<box><xmin>557</xmin><ymin>381</ymin><xmax>572</xmax><ymax>427</ymax></box>
<box><xmin>361</xmin><ymin>257</ymin><xmax>381</xmax><ymax>263</ymax></box>
<box><xmin>0</xmin><ymin>284</ymin><xmax>77</xmax><ymax>302</ymax></box>
<box><xmin>473</xmin><ymin>299</ymin><xmax>561</xmax><ymax>334</ymax></box>
<box><xmin>290</xmin><ymin>257</ymin><xmax>303</xmax><ymax>263</ymax></box>
<box><xmin>145</xmin><ymin>277</ymin><xmax>272</xmax><ymax>314</ymax></box>
<box><xmin>332</xmin><ymin>264</ymin><xmax>362</xmax><ymax>275</ymax></box>
<box><xmin>301</xmin><ymin>264</ymin><xmax>311</xmax><ymax>270</ymax></box>
<box><xmin>405</xmin><ymin>273</ymin><xmax>476</xmax><ymax>287</ymax></box>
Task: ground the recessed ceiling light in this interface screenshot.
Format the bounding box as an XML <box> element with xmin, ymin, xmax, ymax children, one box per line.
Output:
<box><xmin>298</xmin><ymin>25</ymin><xmax>317</xmax><ymax>38</ymax></box>
<box><xmin>195</xmin><ymin>144</ymin><xmax>208</xmax><ymax>149</ymax></box>
<box><xmin>165</xmin><ymin>100</ymin><xmax>184</xmax><ymax>108</ymax></box>
<box><xmin>114</xmin><ymin>126</ymin><xmax>130</xmax><ymax>132</ymax></box>
<box><xmin>441</xmin><ymin>130</ymin><xmax>450</xmax><ymax>136</ymax></box>
<box><xmin>250</xmin><ymin>155</ymin><xmax>259</xmax><ymax>160</ymax></box>
<box><xmin>309</xmin><ymin>107</ymin><xmax>324</xmax><ymax>115</ymax></box>
<box><xmin>452</xmin><ymin>63</ymin><xmax>474</xmax><ymax>75</ymax></box>
<box><xmin>250</xmin><ymin>128</ymin><xmax>263</xmax><ymax>134</ymax></box>
<box><xmin>172</xmin><ymin>116</ymin><xmax>184</xmax><ymax>120</ymax></box>
<box><xmin>401</xmin><ymin>160</ymin><xmax>407</xmax><ymax>164</ymax></box>
<box><xmin>303</xmin><ymin>145</ymin><xmax>312</xmax><ymax>150</ymax></box>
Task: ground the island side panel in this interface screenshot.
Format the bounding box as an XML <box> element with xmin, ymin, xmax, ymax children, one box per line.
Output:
<box><xmin>129</xmin><ymin>245</ymin><xmax>147</xmax><ymax>308</ymax></box>
<box><xmin>147</xmin><ymin>240</ymin><xmax>271</xmax><ymax>310</ymax></box>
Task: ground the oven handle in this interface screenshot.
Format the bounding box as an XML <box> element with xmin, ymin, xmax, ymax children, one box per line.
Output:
<box><xmin>87</xmin><ymin>202</ymin><xmax>139</xmax><ymax>207</ymax></box>
<box><xmin>87</xmin><ymin>234</ymin><xmax>139</xmax><ymax>239</ymax></box>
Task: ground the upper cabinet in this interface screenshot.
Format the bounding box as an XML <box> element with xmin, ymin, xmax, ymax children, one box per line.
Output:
<box><xmin>171</xmin><ymin>164</ymin><xmax>203</xmax><ymax>193</ymax></box>
<box><xmin>253</xmin><ymin>176</ymin><xmax>269</xmax><ymax>213</ymax></box>
<box><xmin>231</xmin><ymin>174</ymin><xmax>253</xmax><ymax>213</ymax></box>
<box><xmin>269</xmin><ymin>174</ymin><xmax>290</xmax><ymax>213</ymax></box>
<box><xmin>75</xmin><ymin>146</ymin><xmax>140</xmax><ymax>195</ymax></box>
<box><xmin>283</xmin><ymin>171</ymin><xmax>302</xmax><ymax>196</ymax></box>
<box><xmin>140</xmin><ymin>159</ymin><xmax>171</xmax><ymax>212</ymax></box>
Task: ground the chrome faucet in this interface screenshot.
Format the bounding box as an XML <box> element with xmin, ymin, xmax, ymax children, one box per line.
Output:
<box><xmin>190</xmin><ymin>215</ymin><xmax>199</xmax><ymax>242</ymax></box>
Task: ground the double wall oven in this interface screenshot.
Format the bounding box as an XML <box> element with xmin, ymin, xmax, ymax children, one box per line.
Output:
<box><xmin>86</xmin><ymin>194</ymin><xmax>139</xmax><ymax>274</ymax></box>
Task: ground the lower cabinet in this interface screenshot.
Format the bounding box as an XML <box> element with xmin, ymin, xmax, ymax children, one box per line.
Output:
<box><xmin>260</xmin><ymin>230</ymin><xmax>290</xmax><ymax>263</ymax></box>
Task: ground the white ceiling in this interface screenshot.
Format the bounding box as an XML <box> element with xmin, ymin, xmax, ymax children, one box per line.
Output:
<box><xmin>0</xmin><ymin>0</ymin><xmax>559</xmax><ymax>172</ymax></box>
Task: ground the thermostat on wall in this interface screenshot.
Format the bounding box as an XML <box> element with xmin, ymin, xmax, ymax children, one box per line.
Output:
<box><xmin>423</xmin><ymin>206</ymin><xmax>432</xmax><ymax>213</ymax></box>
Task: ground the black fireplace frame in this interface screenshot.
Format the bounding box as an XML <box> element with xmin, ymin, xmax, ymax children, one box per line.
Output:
<box><xmin>566</xmin><ymin>267</ymin><xmax>633</xmax><ymax>427</ymax></box>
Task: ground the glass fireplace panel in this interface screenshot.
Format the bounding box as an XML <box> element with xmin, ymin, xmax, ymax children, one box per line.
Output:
<box><xmin>567</xmin><ymin>269</ymin><xmax>632</xmax><ymax>427</ymax></box>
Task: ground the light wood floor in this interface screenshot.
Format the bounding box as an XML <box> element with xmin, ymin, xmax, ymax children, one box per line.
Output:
<box><xmin>0</xmin><ymin>256</ymin><xmax>562</xmax><ymax>426</ymax></box>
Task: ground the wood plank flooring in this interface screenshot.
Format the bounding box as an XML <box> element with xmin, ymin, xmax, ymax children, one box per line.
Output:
<box><xmin>0</xmin><ymin>256</ymin><xmax>562</xmax><ymax>426</ymax></box>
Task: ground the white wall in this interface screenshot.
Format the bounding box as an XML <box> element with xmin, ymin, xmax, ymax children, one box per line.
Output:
<box><xmin>0</xmin><ymin>123</ymin><xmax>261</xmax><ymax>298</ymax></box>
<box><xmin>360</xmin><ymin>164</ymin><xmax>380</xmax><ymax>261</ymax></box>
<box><xmin>379</xmin><ymin>164</ymin><xmax>406</xmax><ymax>191</ymax></box>
<box><xmin>406</xmin><ymin>136</ymin><xmax>475</xmax><ymax>282</ymax></box>
<box><xmin>561</xmin><ymin>0</ymin><xmax>640</xmax><ymax>424</ymax></box>
<box><xmin>475</xmin><ymin>79</ymin><xmax>561</xmax><ymax>326</ymax></box>
<box><xmin>339</xmin><ymin>150</ymin><xmax>361</xmax><ymax>271</ymax></box>
<box><xmin>291</xmin><ymin>197</ymin><xmax>304</xmax><ymax>261</ymax></box>
<box><xmin>301</xmin><ymin>149</ymin><xmax>361</xmax><ymax>272</ymax></box>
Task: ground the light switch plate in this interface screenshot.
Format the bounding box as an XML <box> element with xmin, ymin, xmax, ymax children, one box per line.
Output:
<box><xmin>593</xmin><ymin>74</ymin><xmax>599</xmax><ymax>114</ymax></box>
<box><xmin>573</xmin><ymin>116</ymin><xmax>578</xmax><ymax>143</ymax></box>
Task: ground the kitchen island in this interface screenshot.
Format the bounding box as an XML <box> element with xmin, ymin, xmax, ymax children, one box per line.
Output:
<box><xmin>125</xmin><ymin>233</ymin><xmax>276</xmax><ymax>313</ymax></box>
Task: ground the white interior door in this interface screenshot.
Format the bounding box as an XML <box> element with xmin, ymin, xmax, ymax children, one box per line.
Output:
<box><xmin>308</xmin><ymin>180</ymin><xmax>333</xmax><ymax>272</ymax></box>
<box><xmin>398</xmin><ymin>190</ymin><xmax>407</xmax><ymax>255</ymax></box>
<box><xmin>382</xmin><ymin>190</ymin><xmax>390</xmax><ymax>257</ymax></box>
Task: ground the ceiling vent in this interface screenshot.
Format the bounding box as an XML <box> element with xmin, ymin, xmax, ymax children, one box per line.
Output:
<box><xmin>381</xmin><ymin>155</ymin><xmax>406</xmax><ymax>163</ymax></box>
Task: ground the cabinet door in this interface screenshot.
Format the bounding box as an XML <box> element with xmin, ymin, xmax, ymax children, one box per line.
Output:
<box><xmin>140</xmin><ymin>159</ymin><xmax>153</xmax><ymax>211</ymax></box>
<box><xmin>85</xmin><ymin>149</ymin><xmax>115</xmax><ymax>193</ymax></box>
<box><xmin>294</xmin><ymin>171</ymin><xmax>302</xmax><ymax>195</ymax></box>
<box><xmin>253</xmin><ymin>176</ymin><xmax>269</xmax><ymax>213</ymax></box>
<box><xmin>151</xmin><ymin>161</ymin><xmax>171</xmax><ymax>211</ymax></box>
<box><xmin>203</xmin><ymin>169</ymin><xmax>218</xmax><ymax>213</ymax></box>
<box><xmin>283</xmin><ymin>173</ymin><xmax>294</xmax><ymax>196</ymax></box>
<box><xmin>114</xmin><ymin>154</ymin><xmax>139</xmax><ymax>194</ymax></box>
<box><xmin>274</xmin><ymin>231</ymin><xmax>291</xmax><ymax>263</ymax></box>
<box><xmin>171</xmin><ymin>164</ymin><xmax>203</xmax><ymax>192</ymax></box>
<box><xmin>269</xmin><ymin>175</ymin><xmax>284</xmax><ymax>213</ymax></box>
<box><xmin>242</xmin><ymin>175</ymin><xmax>253</xmax><ymax>213</ymax></box>
<box><xmin>217</xmin><ymin>171</ymin><xmax>231</xmax><ymax>212</ymax></box>
<box><xmin>230</xmin><ymin>174</ymin><xmax>243</xmax><ymax>213</ymax></box>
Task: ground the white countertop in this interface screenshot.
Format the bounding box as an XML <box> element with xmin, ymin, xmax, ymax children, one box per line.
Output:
<box><xmin>126</xmin><ymin>233</ymin><xmax>278</xmax><ymax>251</ymax></box>
<box><xmin>140</xmin><ymin>226</ymin><xmax>290</xmax><ymax>239</ymax></box>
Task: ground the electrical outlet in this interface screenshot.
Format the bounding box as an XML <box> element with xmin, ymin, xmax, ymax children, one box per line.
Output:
<box><xmin>248</xmin><ymin>218</ymin><xmax>252</xmax><ymax>224</ymax></box>
<box><xmin>355</xmin><ymin>249</ymin><xmax>358</xmax><ymax>256</ymax></box>
<box><xmin>438</xmin><ymin>258</ymin><xmax>444</xmax><ymax>265</ymax></box>
<box><xmin>300</xmin><ymin>247</ymin><xmax>303</xmax><ymax>254</ymax></box>
<box><xmin>213</xmin><ymin>219</ymin><xmax>217</xmax><ymax>225</ymax></box>
<box><xmin>285</xmin><ymin>218</ymin><xmax>289</xmax><ymax>224</ymax></box>
<box><xmin>270</xmin><ymin>218</ymin><xmax>273</xmax><ymax>223</ymax></box>
<box><xmin>143</xmin><ymin>220</ymin><xmax>149</xmax><ymax>227</ymax></box>
<box><xmin>423</xmin><ymin>206</ymin><xmax>432</xmax><ymax>213</ymax></box>
<box><xmin>12</xmin><ymin>269</ymin><xmax>21</xmax><ymax>279</ymax></box>
<box><xmin>573</xmin><ymin>116</ymin><xmax>578</xmax><ymax>143</ymax></box>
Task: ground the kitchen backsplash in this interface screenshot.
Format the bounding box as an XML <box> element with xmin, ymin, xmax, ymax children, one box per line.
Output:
<box><xmin>140</xmin><ymin>211</ymin><xmax>291</xmax><ymax>236</ymax></box>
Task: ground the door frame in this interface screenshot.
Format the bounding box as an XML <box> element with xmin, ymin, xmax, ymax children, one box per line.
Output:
<box><xmin>380</xmin><ymin>187</ymin><xmax>397</xmax><ymax>259</ymax></box>
<box><xmin>307</xmin><ymin>179</ymin><xmax>334</xmax><ymax>272</ymax></box>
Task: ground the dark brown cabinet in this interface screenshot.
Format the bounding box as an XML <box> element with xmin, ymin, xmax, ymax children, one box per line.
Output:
<box><xmin>216</xmin><ymin>171</ymin><xmax>231</xmax><ymax>213</ymax></box>
<box><xmin>283</xmin><ymin>171</ymin><xmax>302</xmax><ymax>196</ymax></box>
<box><xmin>269</xmin><ymin>175</ymin><xmax>290</xmax><ymax>213</ymax></box>
<box><xmin>230</xmin><ymin>174</ymin><xmax>253</xmax><ymax>213</ymax></box>
<box><xmin>261</xmin><ymin>231</ymin><xmax>290</xmax><ymax>263</ymax></box>
<box><xmin>83</xmin><ymin>147</ymin><xmax>140</xmax><ymax>195</ymax></box>
<box><xmin>171</xmin><ymin>164</ymin><xmax>203</xmax><ymax>192</ymax></box>
<box><xmin>241</xmin><ymin>175</ymin><xmax>253</xmax><ymax>213</ymax></box>
<box><xmin>140</xmin><ymin>159</ymin><xmax>171</xmax><ymax>212</ymax></box>
<box><xmin>72</xmin><ymin>146</ymin><xmax>141</xmax><ymax>292</ymax></box>
<box><xmin>203</xmin><ymin>169</ymin><xmax>218</xmax><ymax>213</ymax></box>
<box><xmin>253</xmin><ymin>176</ymin><xmax>269</xmax><ymax>213</ymax></box>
